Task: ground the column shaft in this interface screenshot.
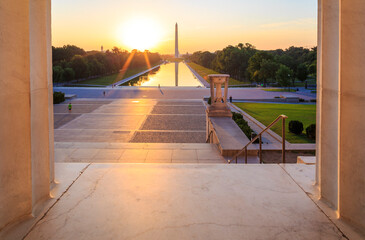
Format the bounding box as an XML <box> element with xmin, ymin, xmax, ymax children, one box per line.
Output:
<box><xmin>29</xmin><ymin>0</ymin><xmax>52</xmax><ymax>213</ymax></box>
<box><xmin>339</xmin><ymin>0</ymin><xmax>365</xmax><ymax>230</ymax></box>
<box><xmin>0</xmin><ymin>0</ymin><xmax>32</xmax><ymax>229</ymax></box>
<box><xmin>318</xmin><ymin>0</ymin><xmax>340</xmax><ymax>210</ymax></box>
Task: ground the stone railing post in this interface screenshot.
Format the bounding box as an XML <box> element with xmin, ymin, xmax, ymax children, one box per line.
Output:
<box><xmin>206</xmin><ymin>74</ymin><xmax>232</xmax><ymax>143</ymax></box>
<box><xmin>206</xmin><ymin>74</ymin><xmax>232</xmax><ymax>117</ymax></box>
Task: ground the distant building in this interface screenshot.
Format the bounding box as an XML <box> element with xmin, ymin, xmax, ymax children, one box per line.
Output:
<box><xmin>101</xmin><ymin>45</ymin><xmax>104</xmax><ymax>53</ymax></box>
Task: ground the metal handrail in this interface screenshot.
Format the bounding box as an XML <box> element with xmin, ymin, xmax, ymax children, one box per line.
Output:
<box><xmin>229</xmin><ymin>114</ymin><xmax>288</xmax><ymax>164</ymax></box>
<box><xmin>206</xmin><ymin>130</ymin><xmax>214</xmax><ymax>143</ymax></box>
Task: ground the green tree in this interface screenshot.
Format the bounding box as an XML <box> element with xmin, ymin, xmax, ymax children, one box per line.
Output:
<box><xmin>276</xmin><ymin>54</ymin><xmax>295</xmax><ymax>70</ymax></box>
<box><xmin>308</xmin><ymin>60</ymin><xmax>317</xmax><ymax>77</ymax></box>
<box><xmin>52</xmin><ymin>66</ymin><xmax>64</xmax><ymax>83</ymax></box>
<box><xmin>52</xmin><ymin>45</ymin><xmax>86</xmax><ymax>63</ymax></box>
<box><xmin>63</xmin><ymin>68</ymin><xmax>75</xmax><ymax>82</ymax></box>
<box><xmin>276</xmin><ymin>64</ymin><xmax>293</xmax><ymax>88</ymax></box>
<box><xmin>259</xmin><ymin>59</ymin><xmax>280</xmax><ymax>85</ymax></box>
<box><xmin>296</xmin><ymin>63</ymin><xmax>308</xmax><ymax>82</ymax></box>
<box><xmin>247</xmin><ymin>51</ymin><xmax>273</xmax><ymax>83</ymax></box>
<box><xmin>112</xmin><ymin>46</ymin><xmax>121</xmax><ymax>54</ymax></box>
<box><xmin>70</xmin><ymin>55</ymin><xmax>89</xmax><ymax>79</ymax></box>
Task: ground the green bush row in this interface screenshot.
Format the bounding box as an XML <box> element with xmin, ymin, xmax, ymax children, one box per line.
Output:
<box><xmin>53</xmin><ymin>91</ymin><xmax>65</xmax><ymax>104</ymax></box>
<box><xmin>232</xmin><ymin>112</ymin><xmax>255</xmax><ymax>139</ymax></box>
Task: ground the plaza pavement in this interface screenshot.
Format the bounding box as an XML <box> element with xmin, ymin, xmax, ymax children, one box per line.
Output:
<box><xmin>54</xmin><ymin>98</ymin><xmax>225</xmax><ymax>164</ymax></box>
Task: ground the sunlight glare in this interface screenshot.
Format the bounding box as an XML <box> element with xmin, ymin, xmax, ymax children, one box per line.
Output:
<box><xmin>118</xmin><ymin>18</ymin><xmax>162</xmax><ymax>51</ymax></box>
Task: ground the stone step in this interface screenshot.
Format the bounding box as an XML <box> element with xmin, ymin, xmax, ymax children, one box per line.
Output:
<box><xmin>54</xmin><ymin>142</ymin><xmax>227</xmax><ymax>164</ymax></box>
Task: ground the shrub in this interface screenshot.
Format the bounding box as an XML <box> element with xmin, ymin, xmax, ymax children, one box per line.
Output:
<box><xmin>238</xmin><ymin>124</ymin><xmax>252</xmax><ymax>138</ymax></box>
<box><xmin>231</xmin><ymin>112</ymin><xmax>254</xmax><ymax>138</ymax></box>
<box><xmin>289</xmin><ymin>120</ymin><xmax>304</xmax><ymax>135</ymax></box>
<box><xmin>310</xmin><ymin>99</ymin><xmax>317</xmax><ymax>102</ymax></box>
<box><xmin>232</xmin><ymin>112</ymin><xmax>243</xmax><ymax>121</ymax></box>
<box><xmin>235</xmin><ymin>118</ymin><xmax>245</xmax><ymax>125</ymax></box>
<box><xmin>53</xmin><ymin>91</ymin><xmax>65</xmax><ymax>104</ymax></box>
<box><xmin>299</xmin><ymin>98</ymin><xmax>305</xmax><ymax>102</ymax></box>
<box><xmin>306</xmin><ymin>124</ymin><xmax>316</xmax><ymax>140</ymax></box>
<box><xmin>207</xmin><ymin>97</ymin><xmax>211</xmax><ymax>105</ymax></box>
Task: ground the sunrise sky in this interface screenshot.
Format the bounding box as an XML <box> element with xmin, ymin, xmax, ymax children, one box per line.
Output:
<box><xmin>52</xmin><ymin>0</ymin><xmax>317</xmax><ymax>54</ymax></box>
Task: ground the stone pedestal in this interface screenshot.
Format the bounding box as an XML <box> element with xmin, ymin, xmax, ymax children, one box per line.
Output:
<box><xmin>206</xmin><ymin>74</ymin><xmax>232</xmax><ymax>117</ymax></box>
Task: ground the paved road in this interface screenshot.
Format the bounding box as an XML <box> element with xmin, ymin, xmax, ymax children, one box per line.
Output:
<box><xmin>54</xmin><ymin>87</ymin><xmax>316</xmax><ymax>101</ymax></box>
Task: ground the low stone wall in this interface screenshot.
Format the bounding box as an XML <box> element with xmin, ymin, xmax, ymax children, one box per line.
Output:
<box><xmin>206</xmin><ymin>116</ymin><xmax>257</xmax><ymax>157</ymax></box>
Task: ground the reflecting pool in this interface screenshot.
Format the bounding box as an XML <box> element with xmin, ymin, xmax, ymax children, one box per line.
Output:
<box><xmin>121</xmin><ymin>62</ymin><xmax>203</xmax><ymax>87</ymax></box>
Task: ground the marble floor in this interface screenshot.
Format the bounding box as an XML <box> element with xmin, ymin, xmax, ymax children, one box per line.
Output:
<box><xmin>20</xmin><ymin>163</ymin><xmax>346</xmax><ymax>240</ymax></box>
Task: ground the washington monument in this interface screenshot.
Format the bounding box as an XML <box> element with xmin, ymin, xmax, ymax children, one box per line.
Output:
<box><xmin>175</xmin><ymin>23</ymin><xmax>179</xmax><ymax>58</ymax></box>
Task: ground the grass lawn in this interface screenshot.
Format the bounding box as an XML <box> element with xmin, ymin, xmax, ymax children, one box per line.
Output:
<box><xmin>234</xmin><ymin>102</ymin><xmax>316</xmax><ymax>143</ymax></box>
<box><xmin>187</xmin><ymin>62</ymin><xmax>249</xmax><ymax>85</ymax></box>
<box><xmin>76</xmin><ymin>64</ymin><xmax>159</xmax><ymax>86</ymax></box>
<box><xmin>263</xmin><ymin>89</ymin><xmax>297</xmax><ymax>92</ymax></box>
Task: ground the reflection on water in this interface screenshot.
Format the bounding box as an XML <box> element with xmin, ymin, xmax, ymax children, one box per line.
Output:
<box><xmin>175</xmin><ymin>62</ymin><xmax>178</xmax><ymax>86</ymax></box>
<box><xmin>121</xmin><ymin>62</ymin><xmax>203</xmax><ymax>87</ymax></box>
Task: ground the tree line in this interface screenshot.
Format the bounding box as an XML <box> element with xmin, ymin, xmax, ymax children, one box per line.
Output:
<box><xmin>186</xmin><ymin>43</ymin><xmax>317</xmax><ymax>87</ymax></box>
<box><xmin>52</xmin><ymin>45</ymin><xmax>161</xmax><ymax>83</ymax></box>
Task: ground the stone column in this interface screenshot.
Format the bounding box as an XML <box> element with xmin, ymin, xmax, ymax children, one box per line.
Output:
<box><xmin>29</xmin><ymin>0</ymin><xmax>53</xmax><ymax>214</ymax></box>
<box><xmin>0</xmin><ymin>0</ymin><xmax>32</xmax><ymax>229</ymax></box>
<box><xmin>46</xmin><ymin>0</ymin><xmax>55</xmax><ymax>189</ymax></box>
<box><xmin>315</xmin><ymin>0</ymin><xmax>322</xmax><ymax>186</ymax></box>
<box><xmin>0</xmin><ymin>0</ymin><xmax>53</xmax><ymax>230</ymax></box>
<box><xmin>317</xmin><ymin>0</ymin><xmax>340</xmax><ymax>210</ymax></box>
<box><xmin>318</xmin><ymin>0</ymin><xmax>365</xmax><ymax>231</ymax></box>
<box><xmin>339</xmin><ymin>0</ymin><xmax>365</xmax><ymax>230</ymax></box>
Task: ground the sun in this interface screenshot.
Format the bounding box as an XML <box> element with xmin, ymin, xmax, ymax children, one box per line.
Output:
<box><xmin>118</xmin><ymin>18</ymin><xmax>162</xmax><ymax>51</ymax></box>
